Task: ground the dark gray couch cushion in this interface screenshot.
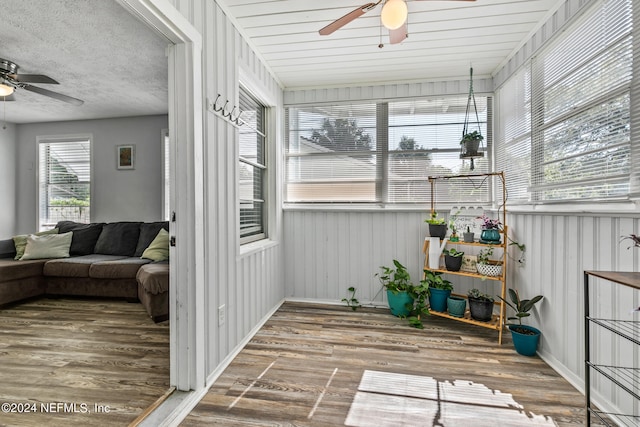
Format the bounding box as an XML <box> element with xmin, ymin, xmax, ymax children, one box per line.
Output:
<box><xmin>94</xmin><ymin>222</ymin><xmax>142</xmax><ymax>256</ymax></box>
<box><xmin>56</xmin><ymin>221</ymin><xmax>105</xmax><ymax>256</ymax></box>
<box><xmin>135</xmin><ymin>222</ymin><xmax>169</xmax><ymax>257</ymax></box>
<box><xmin>43</xmin><ymin>254</ymin><xmax>127</xmax><ymax>277</ymax></box>
<box><xmin>0</xmin><ymin>238</ymin><xmax>16</xmax><ymax>259</ymax></box>
<box><xmin>89</xmin><ymin>257</ymin><xmax>151</xmax><ymax>279</ymax></box>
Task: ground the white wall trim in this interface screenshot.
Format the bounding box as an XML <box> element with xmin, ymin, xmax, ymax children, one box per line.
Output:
<box><xmin>116</xmin><ymin>0</ymin><xmax>205</xmax><ymax>393</ymax></box>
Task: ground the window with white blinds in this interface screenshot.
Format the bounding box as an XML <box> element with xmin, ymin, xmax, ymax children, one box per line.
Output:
<box><xmin>38</xmin><ymin>136</ymin><xmax>91</xmax><ymax>230</ymax></box>
<box><xmin>286</xmin><ymin>96</ymin><xmax>491</xmax><ymax>204</ymax></box>
<box><xmin>497</xmin><ymin>0</ymin><xmax>635</xmax><ymax>203</ymax></box>
<box><xmin>239</xmin><ymin>86</ymin><xmax>267</xmax><ymax>243</ymax></box>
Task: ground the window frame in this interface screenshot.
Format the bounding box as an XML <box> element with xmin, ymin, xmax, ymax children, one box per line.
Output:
<box><xmin>36</xmin><ymin>134</ymin><xmax>93</xmax><ymax>231</ymax></box>
<box><xmin>284</xmin><ymin>95</ymin><xmax>493</xmax><ymax>207</ymax></box>
<box><xmin>238</xmin><ymin>85</ymin><xmax>268</xmax><ymax>245</ymax></box>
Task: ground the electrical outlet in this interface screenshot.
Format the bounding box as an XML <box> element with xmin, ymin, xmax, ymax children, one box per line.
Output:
<box><xmin>218</xmin><ymin>304</ymin><xmax>225</xmax><ymax>327</ymax></box>
<box><xmin>207</xmin><ymin>97</ymin><xmax>214</xmax><ymax>111</ymax></box>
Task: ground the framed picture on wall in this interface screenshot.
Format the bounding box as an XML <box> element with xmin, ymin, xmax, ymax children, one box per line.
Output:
<box><xmin>117</xmin><ymin>144</ymin><xmax>135</xmax><ymax>170</ymax></box>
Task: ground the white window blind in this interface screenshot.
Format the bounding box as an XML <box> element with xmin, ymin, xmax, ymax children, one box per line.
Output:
<box><xmin>38</xmin><ymin>137</ymin><xmax>91</xmax><ymax>230</ymax></box>
<box><xmin>286</xmin><ymin>96</ymin><xmax>491</xmax><ymax>205</ymax></box>
<box><xmin>239</xmin><ymin>87</ymin><xmax>267</xmax><ymax>242</ymax></box>
<box><xmin>498</xmin><ymin>0</ymin><xmax>634</xmax><ymax>203</ymax></box>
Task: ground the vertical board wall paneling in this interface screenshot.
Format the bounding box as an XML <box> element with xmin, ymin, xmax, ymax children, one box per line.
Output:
<box><xmin>285</xmin><ymin>210</ymin><xmax>640</xmax><ymax>417</ymax></box>
<box><xmin>170</xmin><ymin>0</ymin><xmax>284</xmax><ymax>385</ymax></box>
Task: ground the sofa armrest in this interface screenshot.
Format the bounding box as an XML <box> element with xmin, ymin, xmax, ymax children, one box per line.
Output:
<box><xmin>0</xmin><ymin>238</ymin><xmax>16</xmax><ymax>259</ymax></box>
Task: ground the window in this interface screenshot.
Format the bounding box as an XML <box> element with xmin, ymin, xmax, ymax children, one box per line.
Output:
<box><xmin>496</xmin><ymin>0</ymin><xmax>634</xmax><ymax>203</ymax></box>
<box><xmin>239</xmin><ymin>87</ymin><xmax>267</xmax><ymax>243</ymax></box>
<box><xmin>38</xmin><ymin>136</ymin><xmax>91</xmax><ymax>230</ymax></box>
<box><xmin>285</xmin><ymin>96</ymin><xmax>491</xmax><ymax>205</ymax></box>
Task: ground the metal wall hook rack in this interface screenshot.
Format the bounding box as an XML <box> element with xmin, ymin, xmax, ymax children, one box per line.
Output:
<box><xmin>210</xmin><ymin>94</ymin><xmax>245</xmax><ymax>126</ymax></box>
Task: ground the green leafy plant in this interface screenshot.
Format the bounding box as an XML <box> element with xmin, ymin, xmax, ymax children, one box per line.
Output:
<box><xmin>467</xmin><ymin>288</ymin><xmax>494</xmax><ymax>302</ymax></box>
<box><xmin>425</xmin><ymin>211</ymin><xmax>446</xmax><ymax>225</ymax></box>
<box><xmin>342</xmin><ymin>286</ymin><xmax>361</xmax><ymax>311</ymax></box>
<box><xmin>422</xmin><ymin>270</ymin><xmax>453</xmax><ymax>291</ymax></box>
<box><xmin>477</xmin><ymin>246</ymin><xmax>495</xmax><ymax>265</ymax></box>
<box><xmin>460</xmin><ymin>130</ymin><xmax>484</xmax><ymax>144</ymax></box>
<box><xmin>406</xmin><ymin>281</ymin><xmax>430</xmax><ymax>329</ymax></box>
<box><xmin>497</xmin><ymin>288</ymin><xmax>543</xmax><ymax>328</ymax></box>
<box><xmin>376</xmin><ymin>260</ymin><xmax>413</xmax><ymax>293</ymax></box>
<box><xmin>443</xmin><ymin>248</ymin><xmax>464</xmax><ymax>257</ymax></box>
<box><xmin>377</xmin><ymin>260</ymin><xmax>431</xmax><ymax>329</ymax></box>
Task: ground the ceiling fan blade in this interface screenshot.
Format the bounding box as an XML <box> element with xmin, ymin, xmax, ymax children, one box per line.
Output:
<box><xmin>22</xmin><ymin>84</ymin><xmax>84</xmax><ymax>106</ymax></box>
<box><xmin>319</xmin><ymin>2</ymin><xmax>380</xmax><ymax>36</ymax></box>
<box><xmin>10</xmin><ymin>73</ymin><xmax>59</xmax><ymax>84</ymax></box>
<box><xmin>389</xmin><ymin>23</ymin><xmax>408</xmax><ymax>44</ymax></box>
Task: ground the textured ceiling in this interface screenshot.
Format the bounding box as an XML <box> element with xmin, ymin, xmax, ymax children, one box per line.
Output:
<box><xmin>1</xmin><ymin>0</ymin><xmax>169</xmax><ymax>124</ymax></box>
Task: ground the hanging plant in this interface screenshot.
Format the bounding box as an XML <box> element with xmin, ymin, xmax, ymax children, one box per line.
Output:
<box><xmin>459</xmin><ymin>68</ymin><xmax>484</xmax><ymax>169</ymax></box>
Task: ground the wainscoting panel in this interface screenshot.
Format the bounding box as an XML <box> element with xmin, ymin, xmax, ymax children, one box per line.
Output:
<box><xmin>284</xmin><ymin>209</ymin><xmax>640</xmax><ymax>419</ymax></box>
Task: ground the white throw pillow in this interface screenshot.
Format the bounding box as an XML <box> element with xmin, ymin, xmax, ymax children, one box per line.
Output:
<box><xmin>20</xmin><ymin>232</ymin><xmax>73</xmax><ymax>260</ymax></box>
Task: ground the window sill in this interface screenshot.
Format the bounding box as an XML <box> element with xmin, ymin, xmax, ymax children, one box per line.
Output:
<box><xmin>507</xmin><ymin>200</ymin><xmax>640</xmax><ymax>216</ymax></box>
<box><xmin>239</xmin><ymin>238</ymin><xmax>279</xmax><ymax>257</ymax></box>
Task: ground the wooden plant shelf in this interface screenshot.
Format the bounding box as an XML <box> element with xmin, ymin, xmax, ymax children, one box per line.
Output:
<box><xmin>423</xmin><ymin>172</ymin><xmax>508</xmax><ymax>344</ymax></box>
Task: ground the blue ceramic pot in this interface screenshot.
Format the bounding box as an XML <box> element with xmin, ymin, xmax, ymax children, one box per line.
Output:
<box><xmin>480</xmin><ymin>228</ymin><xmax>501</xmax><ymax>244</ymax></box>
<box><xmin>509</xmin><ymin>324</ymin><xmax>541</xmax><ymax>356</ymax></box>
<box><xmin>386</xmin><ymin>290</ymin><xmax>414</xmax><ymax>317</ymax></box>
<box><xmin>428</xmin><ymin>287</ymin><xmax>451</xmax><ymax>313</ymax></box>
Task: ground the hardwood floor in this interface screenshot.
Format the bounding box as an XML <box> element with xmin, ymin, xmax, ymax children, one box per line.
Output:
<box><xmin>0</xmin><ymin>297</ymin><xmax>170</xmax><ymax>427</ymax></box>
<box><xmin>183</xmin><ymin>301</ymin><xmax>596</xmax><ymax>427</ymax></box>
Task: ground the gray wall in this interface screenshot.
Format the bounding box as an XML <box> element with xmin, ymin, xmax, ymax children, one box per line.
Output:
<box><xmin>14</xmin><ymin>115</ymin><xmax>168</xmax><ymax>233</ymax></box>
<box><xmin>0</xmin><ymin>123</ymin><xmax>17</xmax><ymax>236</ymax></box>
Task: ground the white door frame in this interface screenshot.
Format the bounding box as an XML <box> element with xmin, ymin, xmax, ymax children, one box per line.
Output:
<box><xmin>116</xmin><ymin>0</ymin><xmax>205</xmax><ymax>392</ymax></box>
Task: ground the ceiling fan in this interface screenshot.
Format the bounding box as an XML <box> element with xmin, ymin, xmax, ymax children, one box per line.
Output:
<box><xmin>319</xmin><ymin>0</ymin><xmax>476</xmax><ymax>46</ymax></box>
<box><xmin>0</xmin><ymin>58</ymin><xmax>84</xmax><ymax>106</ymax></box>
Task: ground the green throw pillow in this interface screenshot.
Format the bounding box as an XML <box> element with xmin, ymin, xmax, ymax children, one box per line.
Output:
<box><xmin>21</xmin><ymin>232</ymin><xmax>73</xmax><ymax>260</ymax></box>
<box><xmin>141</xmin><ymin>228</ymin><xmax>169</xmax><ymax>261</ymax></box>
<box><xmin>13</xmin><ymin>228</ymin><xmax>59</xmax><ymax>260</ymax></box>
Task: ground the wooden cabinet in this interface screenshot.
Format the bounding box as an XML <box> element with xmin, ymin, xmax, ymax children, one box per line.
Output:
<box><xmin>583</xmin><ymin>271</ymin><xmax>640</xmax><ymax>426</ymax></box>
<box><xmin>422</xmin><ymin>172</ymin><xmax>508</xmax><ymax>344</ymax></box>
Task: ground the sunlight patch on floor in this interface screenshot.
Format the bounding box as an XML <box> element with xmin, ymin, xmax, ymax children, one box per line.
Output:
<box><xmin>345</xmin><ymin>370</ymin><xmax>557</xmax><ymax>427</ymax></box>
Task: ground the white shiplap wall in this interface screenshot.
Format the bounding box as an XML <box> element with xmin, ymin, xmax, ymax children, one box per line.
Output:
<box><xmin>169</xmin><ymin>0</ymin><xmax>284</xmax><ymax>378</ymax></box>
<box><xmin>284</xmin><ymin>209</ymin><xmax>640</xmax><ymax>418</ymax></box>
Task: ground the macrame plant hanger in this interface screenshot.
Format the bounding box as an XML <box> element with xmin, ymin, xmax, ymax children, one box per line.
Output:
<box><xmin>460</xmin><ymin>67</ymin><xmax>484</xmax><ymax>170</ymax></box>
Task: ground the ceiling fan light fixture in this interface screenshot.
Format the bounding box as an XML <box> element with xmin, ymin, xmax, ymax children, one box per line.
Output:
<box><xmin>0</xmin><ymin>83</ymin><xmax>14</xmax><ymax>97</ymax></box>
<box><xmin>381</xmin><ymin>0</ymin><xmax>408</xmax><ymax>30</ymax></box>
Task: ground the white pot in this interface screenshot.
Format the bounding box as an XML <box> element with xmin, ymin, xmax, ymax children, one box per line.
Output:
<box><xmin>476</xmin><ymin>262</ymin><xmax>503</xmax><ymax>277</ymax></box>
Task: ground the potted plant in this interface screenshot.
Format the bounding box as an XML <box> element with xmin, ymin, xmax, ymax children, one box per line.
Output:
<box><xmin>425</xmin><ymin>211</ymin><xmax>447</xmax><ymax>240</ymax></box>
<box><xmin>448</xmin><ymin>218</ymin><xmax>459</xmax><ymax>242</ymax></box>
<box><xmin>478</xmin><ymin>214</ymin><xmax>502</xmax><ymax>244</ymax></box>
<box><xmin>463</xmin><ymin>226</ymin><xmax>474</xmax><ymax>243</ymax></box>
<box><xmin>467</xmin><ymin>288</ymin><xmax>494</xmax><ymax>321</ymax></box>
<box><xmin>460</xmin><ymin>130</ymin><xmax>484</xmax><ymax>157</ymax></box>
<box><xmin>447</xmin><ymin>295</ymin><xmax>466</xmax><ymax>318</ymax></box>
<box><xmin>476</xmin><ymin>246</ymin><xmax>503</xmax><ymax>277</ymax></box>
<box><xmin>423</xmin><ymin>270</ymin><xmax>453</xmax><ymax>312</ymax></box>
<box><xmin>443</xmin><ymin>248</ymin><xmax>464</xmax><ymax>272</ymax></box>
<box><xmin>497</xmin><ymin>288</ymin><xmax>544</xmax><ymax>356</ymax></box>
<box><xmin>376</xmin><ymin>260</ymin><xmax>415</xmax><ymax>317</ymax></box>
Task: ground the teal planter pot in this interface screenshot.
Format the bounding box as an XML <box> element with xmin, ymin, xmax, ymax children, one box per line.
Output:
<box><xmin>509</xmin><ymin>325</ymin><xmax>541</xmax><ymax>356</ymax></box>
<box><xmin>447</xmin><ymin>296</ymin><xmax>466</xmax><ymax>318</ymax></box>
<box><xmin>480</xmin><ymin>228</ymin><xmax>501</xmax><ymax>244</ymax></box>
<box><xmin>386</xmin><ymin>290</ymin><xmax>414</xmax><ymax>317</ymax></box>
<box><xmin>428</xmin><ymin>287</ymin><xmax>451</xmax><ymax>312</ymax></box>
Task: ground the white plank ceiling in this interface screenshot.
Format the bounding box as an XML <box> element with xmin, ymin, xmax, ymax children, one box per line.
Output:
<box><xmin>219</xmin><ymin>0</ymin><xmax>562</xmax><ymax>88</ymax></box>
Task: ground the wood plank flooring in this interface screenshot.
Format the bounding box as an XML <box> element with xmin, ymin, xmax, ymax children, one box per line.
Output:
<box><xmin>0</xmin><ymin>297</ymin><xmax>170</xmax><ymax>427</ymax></box>
<box><xmin>182</xmin><ymin>302</ymin><xmax>596</xmax><ymax>427</ymax></box>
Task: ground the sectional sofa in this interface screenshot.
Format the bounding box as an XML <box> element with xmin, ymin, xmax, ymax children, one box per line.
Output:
<box><xmin>0</xmin><ymin>220</ymin><xmax>170</xmax><ymax>322</ymax></box>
